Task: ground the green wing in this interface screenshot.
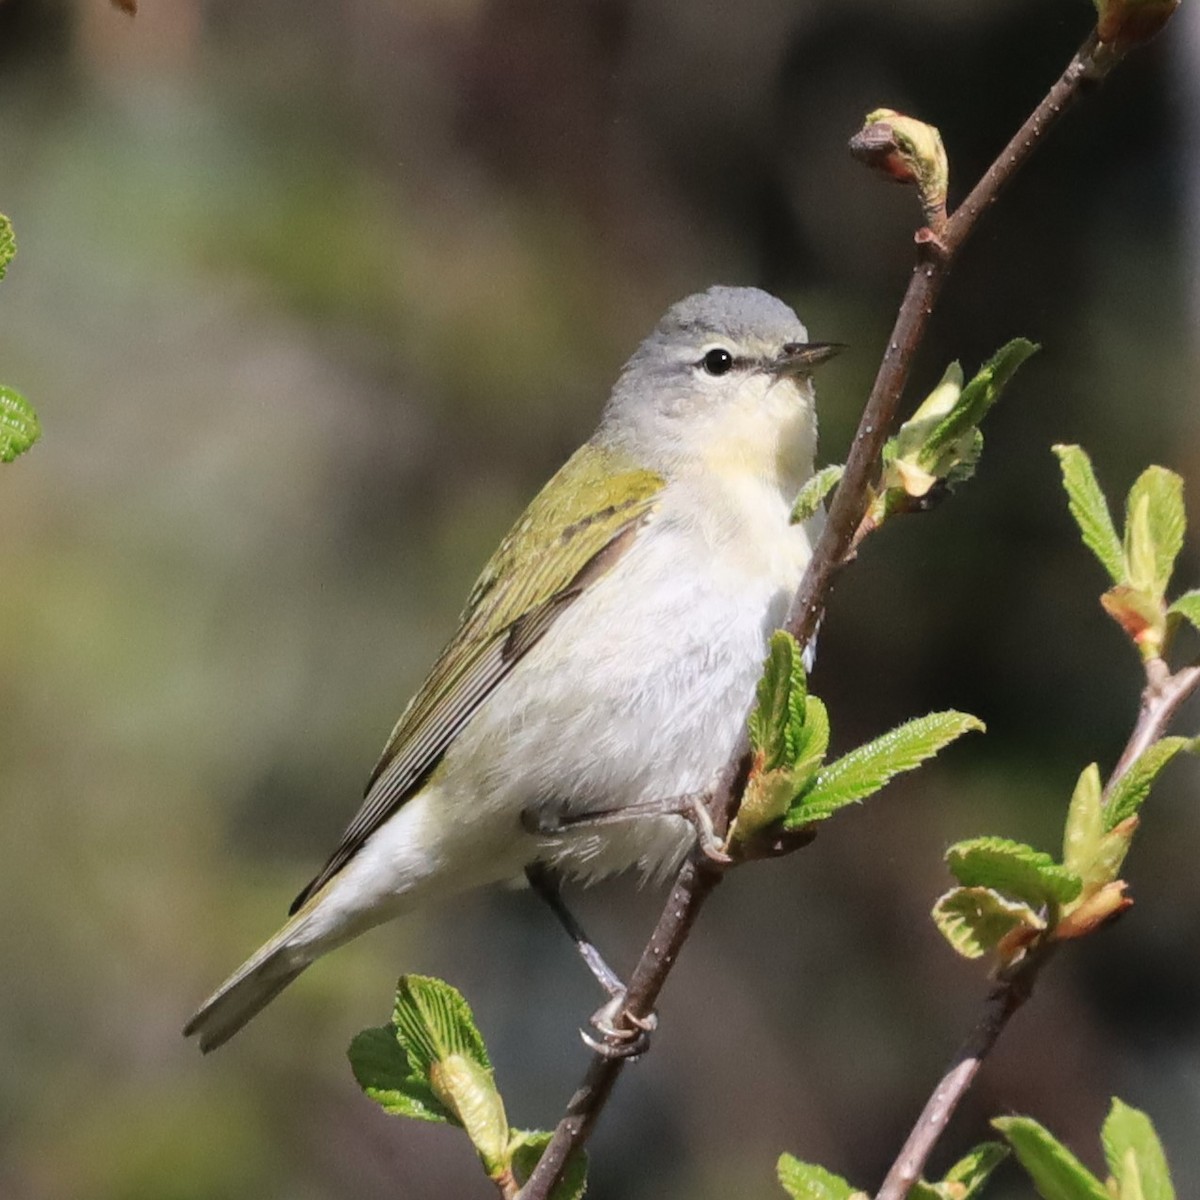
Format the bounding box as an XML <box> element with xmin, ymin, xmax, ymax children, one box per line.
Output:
<box><xmin>290</xmin><ymin>445</ymin><xmax>663</xmax><ymax>912</ymax></box>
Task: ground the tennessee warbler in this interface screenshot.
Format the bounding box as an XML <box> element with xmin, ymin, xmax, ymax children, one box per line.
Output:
<box><xmin>185</xmin><ymin>285</ymin><xmax>840</xmax><ymax>1052</ymax></box>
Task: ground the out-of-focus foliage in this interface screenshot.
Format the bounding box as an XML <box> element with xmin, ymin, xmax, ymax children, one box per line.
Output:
<box><xmin>1</xmin><ymin>1</ymin><xmax>1198</xmax><ymax>1198</ymax></box>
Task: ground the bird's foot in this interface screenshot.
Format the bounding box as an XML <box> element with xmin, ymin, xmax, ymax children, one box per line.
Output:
<box><xmin>580</xmin><ymin>992</ymin><xmax>658</xmax><ymax>1060</ymax></box>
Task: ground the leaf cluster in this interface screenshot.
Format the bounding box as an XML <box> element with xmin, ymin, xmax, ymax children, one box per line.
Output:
<box><xmin>996</xmin><ymin>1098</ymin><xmax>1175</xmax><ymax>1200</ymax></box>
<box><xmin>778</xmin><ymin>1141</ymin><xmax>1006</xmax><ymax>1200</ymax></box>
<box><xmin>0</xmin><ymin>214</ymin><xmax>39</xmax><ymax>465</ymax></box>
<box><xmin>733</xmin><ymin>630</ymin><xmax>982</xmax><ymax>847</ymax></box>
<box><xmin>869</xmin><ymin>340</ymin><xmax>1037</xmax><ymax>524</ymax></box>
<box><xmin>1054</xmin><ymin>445</ymin><xmax>1198</xmax><ymax>662</ymax></box>
<box><xmin>349</xmin><ymin>975</ymin><xmax>587</xmax><ymax>1199</ymax></box>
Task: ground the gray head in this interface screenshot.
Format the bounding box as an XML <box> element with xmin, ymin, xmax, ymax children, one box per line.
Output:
<box><xmin>600</xmin><ymin>285</ymin><xmax>840</xmax><ymax>480</ymax></box>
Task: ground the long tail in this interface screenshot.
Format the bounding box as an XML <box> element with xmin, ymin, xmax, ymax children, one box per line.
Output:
<box><xmin>183</xmin><ymin>918</ymin><xmax>315</xmax><ymax>1053</ymax></box>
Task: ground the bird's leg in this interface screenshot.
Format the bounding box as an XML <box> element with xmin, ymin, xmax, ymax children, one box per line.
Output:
<box><xmin>522</xmin><ymin>793</ymin><xmax>732</xmax><ymax>864</ymax></box>
<box><xmin>524</xmin><ymin>864</ymin><xmax>655</xmax><ymax>1060</ymax></box>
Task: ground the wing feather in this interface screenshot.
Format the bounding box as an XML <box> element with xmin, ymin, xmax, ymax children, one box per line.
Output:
<box><xmin>289</xmin><ymin>446</ymin><xmax>662</xmax><ymax>912</ymax></box>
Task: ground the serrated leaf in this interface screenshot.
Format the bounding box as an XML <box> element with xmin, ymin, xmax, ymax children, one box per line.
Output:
<box><xmin>1167</xmin><ymin>590</ymin><xmax>1200</xmax><ymax>633</ymax></box>
<box><xmin>942</xmin><ymin>1141</ymin><xmax>1010</xmax><ymax>1197</ymax></box>
<box><xmin>932</xmin><ymin>886</ymin><xmax>1045</xmax><ymax>958</ymax></box>
<box><xmin>1053</xmin><ymin>445</ymin><xmax>1124</xmax><ymax>584</ymax></box>
<box><xmin>0</xmin><ymin>385</ymin><xmax>40</xmax><ymax>463</ymax></box>
<box><xmin>1105</xmin><ymin>738</ymin><xmax>1190</xmax><ymax>829</ymax></box>
<box><xmin>784</xmin><ymin>711</ymin><xmax>984</xmax><ymax>827</ymax></box>
<box><xmin>0</xmin><ymin>213</ymin><xmax>14</xmax><ymax>280</ymax></box>
<box><xmin>750</xmin><ymin>632</ymin><xmax>807</xmax><ymax>773</ymax></box>
<box><xmin>510</xmin><ymin>1131</ymin><xmax>589</xmax><ymax>1200</ymax></box>
<box><xmin>348</xmin><ymin>1025</ymin><xmax>450</xmax><ymax>1123</ymax></box>
<box><xmin>918</xmin><ymin>339</ymin><xmax>1038</xmax><ymax>468</ymax></box>
<box><xmin>946</xmin><ymin>837</ymin><xmax>1082</xmax><ymax>906</ymax></box>
<box><xmin>792</xmin><ymin>464</ymin><xmax>844</xmax><ymax>524</ymax></box>
<box><xmin>792</xmin><ymin>695</ymin><xmax>830</xmax><ymax>784</ymax></box>
<box><xmin>777</xmin><ymin>1155</ymin><xmax>866</xmax><ymax>1200</ymax></box>
<box><xmin>1123</xmin><ymin>467</ymin><xmax>1185</xmax><ymax>600</ymax></box>
<box><xmin>993</xmin><ymin>1116</ymin><xmax>1109</xmax><ymax>1200</ymax></box>
<box><xmin>1102</xmin><ymin>1100</ymin><xmax>1175</xmax><ymax>1200</ymax></box>
<box><xmin>1063</xmin><ymin>764</ymin><xmax>1104</xmax><ymax>878</ymax></box>
<box><xmin>392</xmin><ymin>974</ymin><xmax>491</xmax><ymax>1074</ymax></box>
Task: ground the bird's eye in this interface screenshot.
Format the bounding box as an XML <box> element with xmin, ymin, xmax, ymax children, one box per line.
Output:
<box><xmin>700</xmin><ymin>348</ymin><xmax>734</xmax><ymax>376</ymax></box>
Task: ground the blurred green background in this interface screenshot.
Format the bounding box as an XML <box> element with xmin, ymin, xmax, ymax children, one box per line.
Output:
<box><xmin>2</xmin><ymin>0</ymin><xmax>1198</xmax><ymax>1197</ymax></box>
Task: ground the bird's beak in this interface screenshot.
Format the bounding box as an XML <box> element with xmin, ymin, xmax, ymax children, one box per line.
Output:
<box><xmin>769</xmin><ymin>342</ymin><xmax>846</xmax><ymax>377</ymax></box>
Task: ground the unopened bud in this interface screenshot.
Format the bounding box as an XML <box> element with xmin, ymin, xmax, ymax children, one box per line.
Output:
<box><xmin>1094</xmin><ymin>0</ymin><xmax>1179</xmax><ymax>47</ymax></box>
<box><xmin>850</xmin><ymin>109</ymin><xmax>949</xmax><ymax>222</ymax></box>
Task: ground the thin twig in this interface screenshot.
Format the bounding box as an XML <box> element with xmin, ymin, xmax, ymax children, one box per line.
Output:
<box><xmin>1104</xmin><ymin>660</ymin><xmax>1200</xmax><ymax>799</ymax></box>
<box><xmin>873</xmin><ymin>660</ymin><xmax>1200</xmax><ymax>1200</ymax></box>
<box><xmin>521</xmin><ymin>26</ymin><xmax>1133</xmax><ymax>1200</ymax></box>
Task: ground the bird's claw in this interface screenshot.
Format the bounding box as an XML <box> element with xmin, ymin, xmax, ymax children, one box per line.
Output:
<box><xmin>581</xmin><ymin>993</ymin><xmax>658</xmax><ymax>1059</ymax></box>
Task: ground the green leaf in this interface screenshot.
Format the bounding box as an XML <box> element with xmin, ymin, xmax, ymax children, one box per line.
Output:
<box><xmin>792</xmin><ymin>695</ymin><xmax>831</xmax><ymax>787</ymax></box>
<box><xmin>908</xmin><ymin>1143</ymin><xmax>1012</xmax><ymax>1199</ymax></box>
<box><xmin>391</xmin><ymin>974</ymin><xmax>491</xmax><ymax>1074</ymax></box>
<box><xmin>1123</xmin><ymin>467</ymin><xmax>1185</xmax><ymax>599</ymax></box>
<box><xmin>777</xmin><ymin>1155</ymin><xmax>866</xmax><ymax>1200</ymax></box>
<box><xmin>792</xmin><ymin>464</ymin><xmax>844</xmax><ymax>524</ymax></box>
<box><xmin>1102</xmin><ymin>1100</ymin><xmax>1175</xmax><ymax>1200</ymax></box>
<box><xmin>0</xmin><ymin>213</ymin><xmax>14</xmax><ymax>280</ymax></box>
<box><xmin>932</xmin><ymin>886</ymin><xmax>1045</xmax><ymax>958</ymax></box>
<box><xmin>942</xmin><ymin>1142</ymin><xmax>1010</xmax><ymax>1198</ymax></box>
<box><xmin>893</xmin><ymin>362</ymin><xmax>964</xmax><ymax>462</ymax></box>
<box><xmin>1105</xmin><ymin>737</ymin><xmax>1191</xmax><ymax>830</ymax></box>
<box><xmin>0</xmin><ymin>385</ymin><xmax>41</xmax><ymax>463</ymax></box>
<box><xmin>389</xmin><ymin>976</ymin><xmax>510</xmax><ymax>1168</ymax></box>
<box><xmin>348</xmin><ymin>1025</ymin><xmax>450</xmax><ymax>1123</ymax></box>
<box><xmin>993</xmin><ymin>1116</ymin><xmax>1109</xmax><ymax>1200</ymax></box>
<box><xmin>509</xmin><ymin>1132</ymin><xmax>589</xmax><ymax>1200</ymax></box>
<box><xmin>350</xmin><ymin>975</ymin><xmax>511</xmax><ymax>1175</ymax></box>
<box><xmin>784</xmin><ymin>711</ymin><xmax>984</xmax><ymax>827</ymax></box>
<box><xmin>1063</xmin><ymin>764</ymin><xmax>1104</xmax><ymax>878</ymax></box>
<box><xmin>1167</xmin><ymin>590</ymin><xmax>1200</xmax><ymax>633</ymax></box>
<box><xmin>750</xmin><ymin>632</ymin><xmax>807</xmax><ymax>773</ymax></box>
<box><xmin>918</xmin><ymin>339</ymin><xmax>1038</xmax><ymax>469</ymax></box>
<box><xmin>1053</xmin><ymin>445</ymin><xmax>1124</xmax><ymax>584</ymax></box>
<box><xmin>946</xmin><ymin>836</ymin><xmax>1082</xmax><ymax>907</ymax></box>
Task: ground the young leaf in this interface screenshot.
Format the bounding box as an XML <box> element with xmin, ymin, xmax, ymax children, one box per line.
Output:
<box><xmin>1105</xmin><ymin>737</ymin><xmax>1191</xmax><ymax>830</ymax></box>
<box><xmin>0</xmin><ymin>213</ymin><xmax>14</xmax><ymax>280</ymax></box>
<box><xmin>348</xmin><ymin>1025</ymin><xmax>449</xmax><ymax>1123</ymax></box>
<box><xmin>1167</xmin><ymin>590</ymin><xmax>1200</xmax><ymax>633</ymax></box>
<box><xmin>391</xmin><ymin>974</ymin><xmax>491</xmax><ymax>1075</ymax></box>
<box><xmin>946</xmin><ymin>837</ymin><xmax>1082</xmax><ymax>907</ymax></box>
<box><xmin>1123</xmin><ymin>466</ymin><xmax>1185</xmax><ymax>600</ymax></box>
<box><xmin>784</xmin><ymin>711</ymin><xmax>983</xmax><ymax>827</ymax></box>
<box><xmin>932</xmin><ymin>886</ymin><xmax>1045</xmax><ymax>959</ymax></box>
<box><xmin>750</xmin><ymin>632</ymin><xmax>807</xmax><ymax>773</ymax></box>
<box><xmin>919</xmin><ymin>339</ymin><xmax>1038</xmax><ymax>468</ymax></box>
<box><xmin>510</xmin><ymin>1131</ymin><xmax>589</xmax><ymax>1200</ymax></box>
<box><xmin>892</xmin><ymin>362</ymin><xmax>964</xmax><ymax>462</ymax></box>
<box><xmin>1063</xmin><ymin>764</ymin><xmax>1104</xmax><ymax>878</ymax></box>
<box><xmin>1053</xmin><ymin>445</ymin><xmax>1124</xmax><ymax>584</ymax></box>
<box><xmin>1101</xmin><ymin>1099</ymin><xmax>1174</xmax><ymax>1200</ymax></box>
<box><xmin>993</xmin><ymin>1116</ymin><xmax>1109</xmax><ymax>1200</ymax></box>
<box><xmin>777</xmin><ymin>1155</ymin><xmax>867</xmax><ymax>1200</ymax></box>
<box><xmin>0</xmin><ymin>385</ymin><xmax>40</xmax><ymax>463</ymax></box>
<box><xmin>941</xmin><ymin>1141</ymin><xmax>1010</xmax><ymax>1198</ymax></box>
<box><xmin>792</xmin><ymin>464</ymin><xmax>844</xmax><ymax>524</ymax></box>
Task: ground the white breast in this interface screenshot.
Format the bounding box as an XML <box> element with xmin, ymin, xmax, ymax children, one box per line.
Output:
<box><xmin>439</xmin><ymin>469</ymin><xmax>819</xmax><ymax>884</ymax></box>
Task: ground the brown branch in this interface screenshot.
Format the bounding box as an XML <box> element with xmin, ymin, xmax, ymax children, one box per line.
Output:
<box><xmin>874</xmin><ymin>658</ymin><xmax>1200</xmax><ymax>1200</ymax></box>
<box><xmin>1104</xmin><ymin>659</ymin><xmax>1200</xmax><ymax>799</ymax></box>
<box><xmin>521</xmin><ymin>26</ymin><xmax>1137</xmax><ymax>1200</ymax></box>
<box><xmin>875</xmin><ymin>949</ymin><xmax>1051</xmax><ymax>1200</ymax></box>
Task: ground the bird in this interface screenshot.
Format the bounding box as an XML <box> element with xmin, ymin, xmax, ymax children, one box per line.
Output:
<box><xmin>184</xmin><ymin>285</ymin><xmax>841</xmax><ymax>1053</ymax></box>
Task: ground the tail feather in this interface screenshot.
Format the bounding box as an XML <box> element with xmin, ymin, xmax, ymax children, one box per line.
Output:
<box><xmin>184</xmin><ymin>931</ymin><xmax>313</xmax><ymax>1053</ymax></box>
